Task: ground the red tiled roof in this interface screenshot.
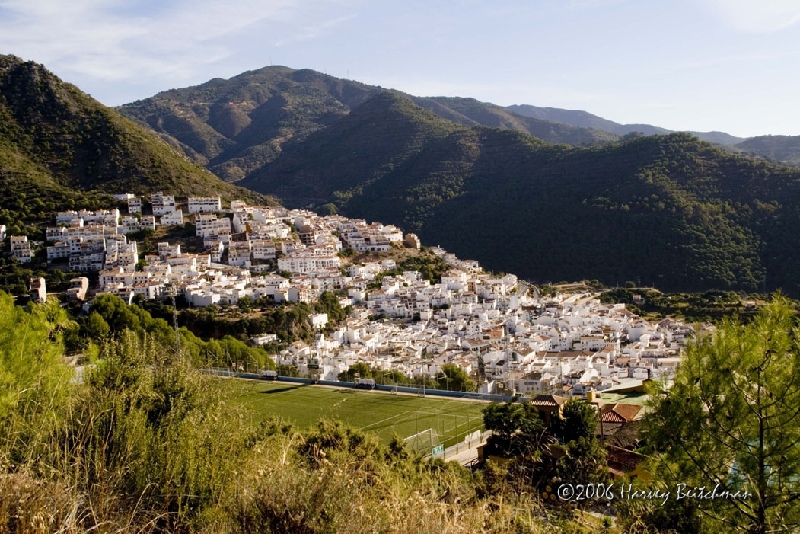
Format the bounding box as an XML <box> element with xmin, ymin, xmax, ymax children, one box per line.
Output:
<box><xmin>601</xmin><ymin>411</ymin><xmax>627</xmax><ymax>424</ymax></box>
<box><xmin>614</xmin><ymin>403</ymin><xmax>643</xmax><ymax>421</ymax></box>
<box><xmin>601</xmin><ymin>403</ymin><xmax>643</xmax><ymax>424</ymax></box>
<box><xmin>531</xmin><ymin>394</ymin><xmax>567</xmax><ymax>407</ymax></box>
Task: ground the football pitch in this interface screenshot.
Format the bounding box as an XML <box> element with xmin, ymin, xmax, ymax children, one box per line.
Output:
<box><xmin>231</xmin><ymin>380</ymin><xmax>489</xmax><ymax>451</ymax></box>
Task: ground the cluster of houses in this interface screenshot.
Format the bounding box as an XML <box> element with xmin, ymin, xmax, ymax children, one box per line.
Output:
<box><xmin>6</xmin><ymin>193</ymin><xmax>690</xmax><ymax>397</ymax></box>
<box><xmin>274</xmin><ymin>284</ymin><xmax>690</xmax><ymax>396</ymax></box>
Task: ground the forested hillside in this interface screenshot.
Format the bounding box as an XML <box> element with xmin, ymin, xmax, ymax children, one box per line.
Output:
<box><xmin>0</xmin><ymin>54</ymin><xmax>264</xmax><ymax>234</ymax></box>
<box><xmin>242</xmin><ymin>93</ymin><xmax>800</xmax><ymax>295</ymax></box>
<box><xmin>118</xmin><ymin>66</ymin><xmax>617</xmax><ymax>183</ymax></box>
<box><xmin>734</xmin><ymin>135</ymin><xmax>800</xmax><ymax>167</ymax></box>
<box><xmin>8</xmin><ymin>54</ymin><xmax>800</xmax><ymax>296</ymax></box>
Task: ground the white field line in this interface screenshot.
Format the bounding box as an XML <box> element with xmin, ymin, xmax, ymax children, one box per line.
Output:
<box><xmin>360</xmin><ymin>410</ymin><xmax>414</xmax><ymax>430</ymax></box>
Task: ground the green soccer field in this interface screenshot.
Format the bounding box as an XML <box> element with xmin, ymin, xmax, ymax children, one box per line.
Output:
<box><xmin>229</xmin><ymin>380</ymin><xmax>489</xmax><ymax>450</ymax></box>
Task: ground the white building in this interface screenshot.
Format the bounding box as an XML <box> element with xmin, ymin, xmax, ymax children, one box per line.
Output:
<box><xmin>251</xmin><ymin>333</ymin><xmax>278</xmax><ymax>345</ymax></box>
<box><xmin>188</xmin><ymin>197</ymin><xmax>222</xmax><ymax>214</ymax></box>
<box><xmin>252</xmin><ymin>239</ymin><xmax>276</xmax><ymax>260</ymax></box>
<box><xmin>128</xmin><ymin>197</ymin><xmax>142</xmax><ymax>214</ymax></box>
<box><xmin>160</xmin><ymin>210</ymin><xmax>184</xmax><ymax>226</ymax></box>
<box><xmin>66</xmin><ymin>277</ymin><xmax>89</xmax><ymax>301</ymax></box>
<box><xmin>157</xmin><ymin>242</ymin><xmax>181</xmax><ymax>259</ymax></box>
<box><xmin>311</xmin><ymin>313</ymin><xmax>329</xmax><ymax>329</ymax></box>
<box><xmin>151</xmin><ymin>193</ymin><xmax>176</xmax><ymax>216</ymax></box>
<box><xmin>228</xmin><ymin>241</ymin><xmax>252</xmax><ymax>267</ymax></box>
<box><xmin>10</xmin><ymin>235</ymin><xmax>32</xmax><ymax>263</ymax></box>
<box><xmin>46</xmin><ymin>242</ymin><xmax>70</xmax><ymax>261</ymax></box>
<box><xmin>195</xmin><ymin>214</ymin><xmax>232</xmax><ymax>239</ymax></box>
<box><xmin>277</xmin><ymin>254</ymin><xmax>340</xmax><ymax>274</ymax></box>
<box><xmin>29</xmin><ymin>277</ymin><xmax>46</xmax><ymax>302</ymax></box>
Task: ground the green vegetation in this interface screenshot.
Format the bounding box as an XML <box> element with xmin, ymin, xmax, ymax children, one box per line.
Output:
<box><xmin>0</xmin><ymin>54</ymin><xmax>266</xmax><ymax>230</ymax></box>
<box><xmin>0</xmin><ymin>256</ymin><xmax>90</xmax><ymax>296</ymax></box>
<box><xmin>598</xmin><ymin>287</ymin><xmax>769</xmax><ymax>322</ymax></box>
<box><xmin>507</xmin><ymin>102</ymin><xmax>748</xmax><ymax>146</ymax></box>
<box><xmin>507</xmin><ymin>103</ymin><xmax>672</xmax><ymax>137</ymax></box>
<box><xmin>636</xmin><ymin>297</ymin><xmax>800</xmax><ymax>533</ymax></box>
<box><xmin>411</xmin><ymin>96</ymin><xmax>617</xmax><ymax>146</ymax></box>
<box><xmin>366</xmin><ymin>250</ymin><xmax>451</xmax><ymax>289</ymax></box>
<box><xmin>119</xmin><ymin>68</ymin><xmax>615</xmax><ymax>184</ymax></box>
<box><xmin>173</xmin><ymin>291</ymin><xmax>346</xmax><ymax>344</ymax></box>
<box><xmin>74</xmin><ymin>294</ymin><xmax>276</xmax><ymax>371</ymax></box>
<box><xmin>735</xmin><ymin>135</ymin><xmax>800</xmax><ymax>167</ymax></box>
<box><xmin>336</xmin><ymin>361</ymin><xmax>476</xmax><ymax>392</ymax></box>
<box><xmin>242</xmin><ymin>91</ymin><xmax>463</xmax><ymax>207</ymax></box>
<box><xmin>1</xmin><ymin>291</ymin><xmax>588</xmax><ymax>532</ymax></box>
<box><xmin>482</xmin><ymin>399</ymin><xmax>606</xmax><ymax>488</ymax></box>
<box><xmin>119</xmin><ymin>66</ymin><xmax>380</xmax><ymax>182</ymax></box>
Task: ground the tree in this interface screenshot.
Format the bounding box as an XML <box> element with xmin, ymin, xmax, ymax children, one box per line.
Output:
<box><xmin>85</xmin><ymin>311</ymin><xmax>110</xmax><ymax>340</ymax></box>
<box><xmin>0</xmin><ymin>292</ymin><xmax>74</xmax><ymax>454</ymax></box>
<box><xmin>238</xmin><ymin>295</ymin><xmax>253</xmax><ymax>313</ymax></box>
<box><xmin>338</xmin><ymin>362</ymin><xmax>372</xmax><ymax>382</ymax></box>
<box><xmin>277</xmin><ymin>364</ymin><xmax>300</xmax><ymax>377</ymax></box>
<box><xmin>314</xmin><ymin>291</ymin><xmax>346</xmax><ymax>323</ymax></box>
<box><xmin>554</xmin><ymin>399</ymin><xmax>607</xmax><ymax>485</ymax></box>
<box><xmin>435</xmin><ymin>363</ymin><xmax>476</xmax><ymax>392</ymax></box>
<box><xmin>642</xmin><ymin>297</ymin><xmax>800</xmax><ymax>533</ymax></box>
<box><xmin>482</xmin><ymin>402</ymin><xmax>550</xmax><ymax>458</ymax></box>
<box><xmin>555</xmin><ymin>398</ymin><xmax>599</xmax><ymax>444</ymax></box>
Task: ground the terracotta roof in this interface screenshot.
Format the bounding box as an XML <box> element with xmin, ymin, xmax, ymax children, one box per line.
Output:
<box><xmin>531</xmin><ymin>394</ymin><xmax>567</xmax><ymax>407</ymax></box>
<box><xmin>601</xmin><ymin>410</ymin><xmax>627</xmax><ymax>424</ymax></box>
<box><xmin>601</xmin><ymin>403</ymin><xmax>643</xmax><ymax>424</ymax></box>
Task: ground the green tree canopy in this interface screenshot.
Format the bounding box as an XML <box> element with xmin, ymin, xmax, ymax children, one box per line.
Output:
<box><xmin>642</xmin><ymin>297</ymin><xmax>800</xmax><ymax>533</ymax></box>
<box><xmin>0</xmin><ymin>292</ymin><xmax>76</xmax><ymax>469</ymax></box>
<box><xmin>338</xmin><ymin>362</ymin><xmax>372</xmax><ymax>382</ymax></box>
<box><xmin>435</xmin><ymin>363</ymin><xmax>476</xmax><ymax>392</ymax></box>
<box><xmin>554</xmin><ymin>399</ymin><xmax>607</xmax><ymax>485</ymax></box>
<box><xmin>482</xmin><ymin>402</ymin><xmax>550</xmax><ymax>458</ymax></box>
<box><xmin>555</xmin><ymin>398</ymin><xmax>599</xmax><ymax>444</ymax></box>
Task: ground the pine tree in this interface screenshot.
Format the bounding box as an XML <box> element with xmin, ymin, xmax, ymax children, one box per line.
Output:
<box><xmin>643</xmin><ymin>297</ymin><xmax>800</xmax><ymax>533</ymax></box>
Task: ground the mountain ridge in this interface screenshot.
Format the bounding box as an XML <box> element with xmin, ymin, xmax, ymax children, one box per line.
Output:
<box><xmin>120</xmin><ymin>65</ymin><xmax>800</xmax><ymax>174</ymax></box>
<box><xmin>118</xmin><ymin>66</ymin><xmax>618</xmax><ymax>183</ymax></box>
<box><xmin>506</xmin><ymin>103</ymin><xmax>745</xmax><ymax>145</ymax></box>
<box><xmin>240</xmin><ymin>92</ymin><xmax>800</xmax><ymax>295</ymax></box>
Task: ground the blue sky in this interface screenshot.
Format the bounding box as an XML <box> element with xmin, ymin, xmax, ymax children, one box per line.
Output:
<box><xmin>1</xmin><ymin>0</ymin><xmax>798</xmax><ymax>138</ymax></box>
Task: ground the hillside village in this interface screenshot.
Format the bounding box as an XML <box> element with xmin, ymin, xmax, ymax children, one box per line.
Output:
<box><xmin>6</xmin><ymin>194</ymin><xmax>690</xmax><ymax>397</ymax></box>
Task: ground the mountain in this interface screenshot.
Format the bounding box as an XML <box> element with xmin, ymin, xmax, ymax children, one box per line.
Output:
<box><xmin>0</xmin><ymin>55</ymin><xmax>263</xmax><ymax>232</ymax></box>
<box><xmin>118</xmin><ymin>67</ymin><xmax>616</xmax><ymax>182</ymax></box>
<box><xmin>238</xmin><ymin>91</ymin><xmax>464</xmax><ymax>206</ymax></box>
<box><xmin>506</xmin><ymin>104</ymin><xmax>745</xmax><ymax>146</ymax></box>
<box><xmin>507</xmin><ymin>104</ymin><xmax>669</xmax><ymax>137</ymax></box>
<box><xmin>32</xmin><ymin>58</ymin><xmax>799</xmax><ymax>295</ymax></box>
<box><xmin>734</xmin><ymin>135</ymin><xmax>800</xmax><ymax>167</ymax></box>
<box><xmin>242</xmin><ymin>92</ymin><xmax>800</xmax><ymax>296</ymax></box>
<box><xmin>410</xmin><ymin>97</ymin><xmax>616</xmax><ymax>146</ymax></box>
<box><xmin>119</xmin><ymin>67</ymin><xmax>381</xmax><ymax>182</ymax></box>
